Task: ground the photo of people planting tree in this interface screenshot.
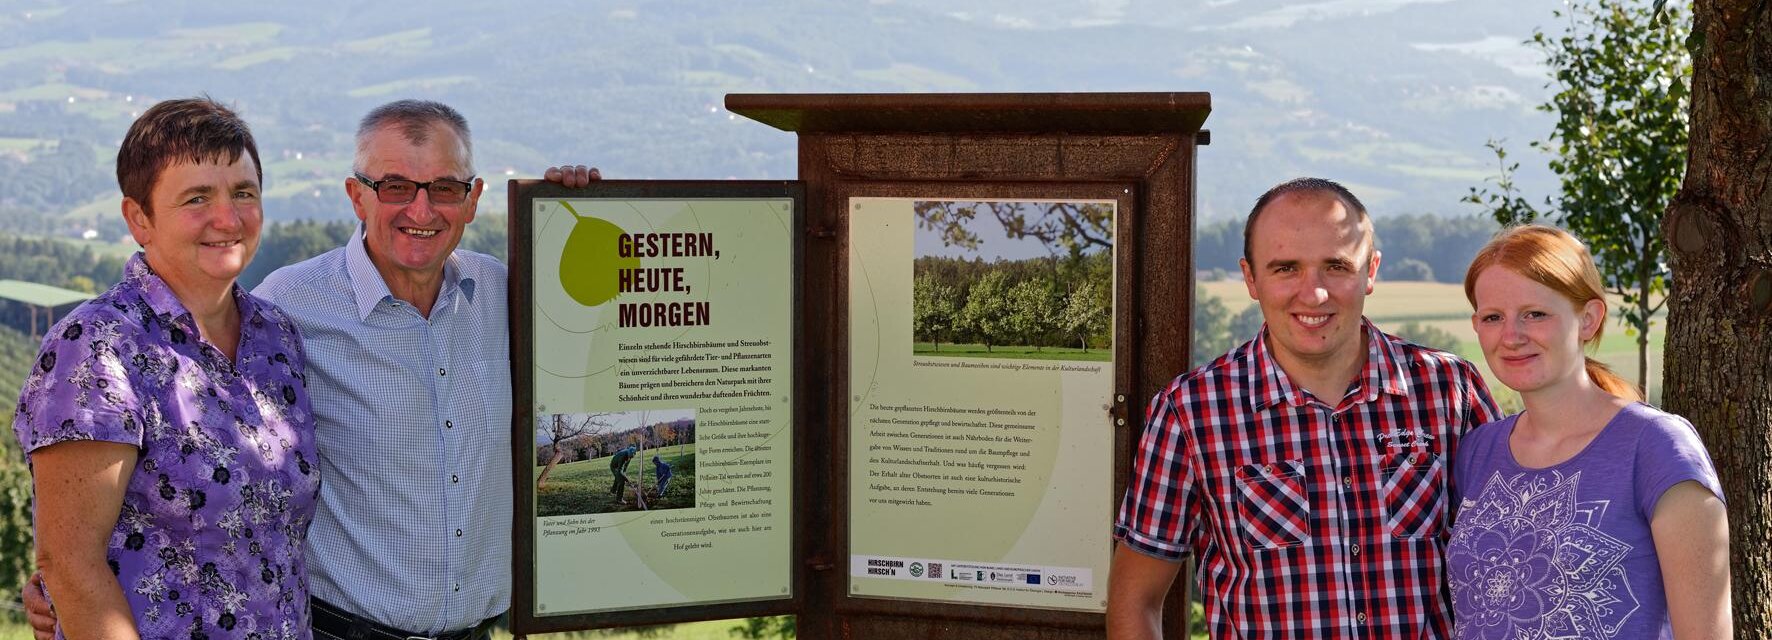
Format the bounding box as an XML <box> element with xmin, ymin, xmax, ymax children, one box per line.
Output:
<box><xmin>534</xmin><ymin>409</ymin><xmax>698</xmax><ymax>516</ymax></box>
<box><xmin>912</xmin><ymin>200</ymin><xmax>1113</xmax><ymax>362</ymax></box>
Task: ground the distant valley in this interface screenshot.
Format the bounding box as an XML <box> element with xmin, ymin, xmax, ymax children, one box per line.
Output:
<box><xmin>0</xmin><ymin>0</ymin><xmax>1561</xmax><ymax>240</ymax></box>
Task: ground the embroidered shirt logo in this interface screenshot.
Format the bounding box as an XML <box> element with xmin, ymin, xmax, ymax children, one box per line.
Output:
<box><xmin>1375</xmin><ymin>428</ymin><xmax>1436</xmax><ymax>449</ymax></box>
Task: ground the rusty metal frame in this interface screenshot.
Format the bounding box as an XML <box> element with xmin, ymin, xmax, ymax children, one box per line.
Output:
<box><xmin>726</xmin><ymin>92</ymin><xmax>1209</xmax><ymax>639</ymax></box>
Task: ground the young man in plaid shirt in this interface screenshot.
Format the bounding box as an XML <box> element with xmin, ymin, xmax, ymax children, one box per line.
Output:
<box><xmin>1107</xmin><ymin>178</ymin><xmax>1500</xmax><ymax>640</ymax></box>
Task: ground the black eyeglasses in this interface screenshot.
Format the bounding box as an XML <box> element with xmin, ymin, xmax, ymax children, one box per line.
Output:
<box><xmin>353</xmin><ymin>173</ymin><xmax>476</xmax><ymax>205</ymax></box>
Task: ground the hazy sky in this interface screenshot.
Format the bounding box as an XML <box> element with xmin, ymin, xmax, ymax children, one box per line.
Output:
<box><xmin>912</xmin><ymin>200</ymin><xmax>1113</xmax><ymax>262</ymax></box>
<box><xmin>537</xmin><ymin>408</ymin><xmax>696</xmax><ymax>445</ymax></box>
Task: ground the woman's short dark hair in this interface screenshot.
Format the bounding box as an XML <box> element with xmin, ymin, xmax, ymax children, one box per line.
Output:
<box><xmin>115</xmin><ymin>97</ymin><xmax>261</xmax><ymax>217</ymax></box>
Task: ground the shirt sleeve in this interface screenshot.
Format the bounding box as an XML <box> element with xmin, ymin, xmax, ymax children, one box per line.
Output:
<box><xmin>1450</xmin><ymin>428</ymin><xmax>1471</xmax><ymax>511</ymax></box>
<box><xmin>1114</xmin><ymin>389</ymin><xmax>1198</xmax><ymax>561</ymax></box>
<box><xmin>13</xmin><ymin>314</ymin><xmax>146</xmax><ymax>456</ymax></box>
<box><xmin>251</xmin><ymin>265</ymin><xmax>291</xmax><ymax>303</ymax></box>
<box><xmin>1633</xmin><ymin>409</ymin><xmax>1724</xmax><ymax>520</ymax></box>
<box><xmin>1449</xmin><ymin>419</ymin><xmax>1503</xmax><ymax>515</ymax></box>
<box><xmin>1459</xmin><ymin>359</ymin><xmax>1503</xmax><ymax>433</ymax></box>
<box><xmin>1448</xmin><ymin>359</ymin><xmax>1501</xmax><ymax>513</ymax></box>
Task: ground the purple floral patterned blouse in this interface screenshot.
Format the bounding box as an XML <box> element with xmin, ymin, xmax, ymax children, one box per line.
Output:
<box><xmin>13</xmin><ymin>254</ymin><xmax>319</xmax><ymax>640</ymax></box>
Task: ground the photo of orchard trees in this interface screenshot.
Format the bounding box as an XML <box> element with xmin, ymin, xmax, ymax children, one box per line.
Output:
<box><xmin>911</xmin><ymin>200</ymin><xmax>1113</xmax><ymax>362</ymax></box>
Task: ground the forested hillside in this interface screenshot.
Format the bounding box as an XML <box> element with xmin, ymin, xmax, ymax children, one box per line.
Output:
<box><xmin>0</xmin><ymin>325</ymin><xmax>39</xmax><ymax>606</ymax></box>
<box><xmin>1194</xmin><ymin>212</ymin><xmax>1501</xmax><ymax>282</ymax></box>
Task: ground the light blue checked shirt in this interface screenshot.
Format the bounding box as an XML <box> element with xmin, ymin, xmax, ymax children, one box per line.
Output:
<box><xmin>255</xmin><ymin>226</ymin><xmax>511</xmax><ymax>635</ymax></box>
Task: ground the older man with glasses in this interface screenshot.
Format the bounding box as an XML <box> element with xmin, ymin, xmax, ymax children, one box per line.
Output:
<box><xmin>253</xmin><ymin>99</ymin><xmax>521</xmax><ymax>640</ymax></box>
<box><xmin>24</xmin><ymin>99</ymin><xmax>598</xmax><ymax>640</ymax></box>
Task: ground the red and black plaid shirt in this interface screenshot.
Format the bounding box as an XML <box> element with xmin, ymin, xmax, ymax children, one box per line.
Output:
<box><xmin>1116</xmin><ymin>320</ymin><xmax>1499</xmax><ymax>639</ymax></box>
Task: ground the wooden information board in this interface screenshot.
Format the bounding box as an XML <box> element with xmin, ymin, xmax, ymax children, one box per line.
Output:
<box><xmin>511</xmin><ymin>93</ymin><xmax>1211</xmax><ymax>639</ymax></box>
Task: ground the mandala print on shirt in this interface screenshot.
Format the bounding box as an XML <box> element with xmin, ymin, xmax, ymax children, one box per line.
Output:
<box><xmin>1450</xmin><ymin>470</ymin><xmax>1640</xmax><ymax>639</ymax></box>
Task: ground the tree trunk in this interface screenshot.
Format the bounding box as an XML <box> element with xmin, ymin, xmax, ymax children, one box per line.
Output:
<box><xmin>1638</xmin><ymin>226</ymin><xmax>1653</xmax><ymax>398</ymax></box>
<box><xmin>634</xmin><ymin>435</ymin><xmax>650</xmax><ymax>510</ymax></box>
<box><xmin>537</xmin><ymin>450</ymin><xmax>565</xmax><ymax>488</ymax></box>
<box><xmin>1636</xmin><ymin>330</ymin><xmax>1649</xmax><ymax>399</ymax></box>
<box><xmin>1663</xmin><ymin>0</ymin><xmax>1772</xmax><ymax>631</ymax></box>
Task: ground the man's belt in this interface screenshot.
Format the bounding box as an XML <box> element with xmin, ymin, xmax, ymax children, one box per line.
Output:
<box><xmin>311</xmin><ymin>597</ymin><xmax>494</xmax><ymax>640</ymax></box>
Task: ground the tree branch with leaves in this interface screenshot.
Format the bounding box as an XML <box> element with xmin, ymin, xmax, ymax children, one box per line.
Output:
<box><xmin>1467</xmin><ymin>0</ymin><xmax>1688</xmax><ymax>395</ymax></box>
<box><xmin>913</xmin><ymin>201</ymin><xmax>1113</xmax><ymax>257</ymax></box>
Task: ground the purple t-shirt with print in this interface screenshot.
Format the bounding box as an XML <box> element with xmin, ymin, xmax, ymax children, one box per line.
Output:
<box><xmin>1448</xmin><ymin>402</ymin><xmax>1722</xmax><ymax>640</ymax></box>
<box><xmin>13</xmin><ymin>254</ymin><xmax>319</xmax><ymax>640</ymax></box>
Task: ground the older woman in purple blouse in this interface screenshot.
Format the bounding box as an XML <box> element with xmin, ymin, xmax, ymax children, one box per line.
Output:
<box><xmin>12</xmin><ymin>98</ymin><xmax>318</xmax><ymax>639</ymax></box>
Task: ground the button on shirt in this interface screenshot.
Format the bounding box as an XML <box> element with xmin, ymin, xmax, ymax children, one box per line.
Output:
<box><xmin>254</xmin><ymin>227</ymin><xmax>511</xmax><ymax>635</ymax></box>
<box><xmin>14</xmin><ymin>254</ymin><xmax>319</xmax><ymax>639</ymax></box>
<box><xmin>1115</xmin><ymin>321</ymin><xmax>1500</xmax><ymax>640</ymax></box>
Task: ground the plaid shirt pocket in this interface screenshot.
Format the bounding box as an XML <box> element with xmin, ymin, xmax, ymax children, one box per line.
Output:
<box><xmin>1380</xmin><ymin>451</ymin><xmax>1445</xmax><ymax>539</ymax></box>
<box><xmin>1234</xmin><ymin>460</ymin><xmax>1310</xmax><ymax>550</ymax></box>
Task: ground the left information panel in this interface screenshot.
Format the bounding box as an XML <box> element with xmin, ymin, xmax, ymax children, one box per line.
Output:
<box><xmin>523</xmin><ymin>190</ymin><xmax>796</xmax><ymax>617</ymax></box>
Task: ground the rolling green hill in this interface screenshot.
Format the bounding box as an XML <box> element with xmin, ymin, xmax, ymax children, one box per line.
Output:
<box><xmin>0</xmin><ymin>324</ymin><xmax>38</xmax><ymax>607</ymax></box>
<box><xmin>0</xmin><ymin>0</ymin><xmax>1559</xmax><ymax>239</ymax></box>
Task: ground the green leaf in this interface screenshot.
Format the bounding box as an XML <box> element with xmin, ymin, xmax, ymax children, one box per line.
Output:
<box><xmin>1465</xmin><ymin>0</ymin><xmax>1684</xmax><ymax>377</ymax></box>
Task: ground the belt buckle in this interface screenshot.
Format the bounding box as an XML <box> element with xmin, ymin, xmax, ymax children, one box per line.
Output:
<box><xmin>404</xmin><ymin>636</ymin><xmax>436</xmax><ymax>640</ymax></box>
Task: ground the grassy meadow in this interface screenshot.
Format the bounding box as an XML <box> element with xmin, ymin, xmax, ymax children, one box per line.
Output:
<box><xmin>1196</xmin><ymin>279</ymin><xmax>1667</xmax><ymax>407</ymax></box>
<box><xmin>485</xmin><ymin>620</ymin><xmax>762</xmax><ymax>640</ymax></box>
<box><xmin>0</xmin><ymin>616</ymin><xmax>771</xmax><ymax>640</ymax></box>
<box><xmin>535</xmin><ymin>447</ymin><xmax>697</xmax><ymax>517</ymax></box>
<box><xmin>912</xmin><ymin>342</ymin><xmax>1113</xmax><ymax>361</ymax></box>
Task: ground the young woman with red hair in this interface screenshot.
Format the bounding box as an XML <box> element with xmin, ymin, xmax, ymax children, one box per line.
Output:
<box><xmin>1449</xmin><ymin>224</ymin><xmax>1731</xmax><ymax>639</ymax></box>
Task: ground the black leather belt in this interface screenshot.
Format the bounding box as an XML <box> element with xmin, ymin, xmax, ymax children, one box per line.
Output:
<box><xmin>311</xmin><ymin>597</ymin><xmax>494</xmax><ymax>640</ymax></box>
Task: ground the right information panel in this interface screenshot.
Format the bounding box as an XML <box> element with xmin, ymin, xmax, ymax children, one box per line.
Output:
<box><xmin>846</xmin><ymin>197</ymin><xmax>1115</xmax><ymax>612</ymax></box>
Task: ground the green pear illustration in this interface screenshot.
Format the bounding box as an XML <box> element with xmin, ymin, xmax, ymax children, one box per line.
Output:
<box><xmin>557</xmin><ymin>201</ymin><xmax>639</xmax><ymax>307</ymax></box>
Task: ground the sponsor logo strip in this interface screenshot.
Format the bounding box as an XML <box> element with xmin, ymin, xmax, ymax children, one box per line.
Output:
<box><xmin>849</xmin><ymin>555</ymin><xmax>1093</xmax><ymax>592</ymax></box>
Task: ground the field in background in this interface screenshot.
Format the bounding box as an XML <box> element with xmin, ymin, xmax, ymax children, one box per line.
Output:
<box><xmin>1196</xmin><ymin>279</ymin><xmax>1667</xmax><ymax>406</ymax></box>
<box><xmin>486</xmin><ymin>620</ymin><xmax>747</xmax><ymax>640</ymax></box>
<box><xmin>0</xmin><ymin>617</ymin><xmax>760</xmax><ymax>640</ymax></box>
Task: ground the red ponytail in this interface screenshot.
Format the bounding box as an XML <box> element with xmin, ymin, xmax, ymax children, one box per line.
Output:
<box><xmin>1585</xmin><ymin>357</ymin><xmax>1642</xmax><ymax>402</ymax></box>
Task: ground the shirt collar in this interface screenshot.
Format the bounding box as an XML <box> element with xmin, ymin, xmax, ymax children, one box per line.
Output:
<box><xmin>1363</xmin><ymin>320</ymin><xmax>1411</xmax><ymax>401</ymax></box>
<box><xmin>124</xmin><ymin>252</ymin><xmax>266</xmax><ymax>332</ymax></box>
<box><xmin>126</xmin><ymin>253</ymin><xmax>186</xmax><ymax>319</ymax></box>
<box><xmin>343</xmin><ymin>224</ymin><xmax>475</xmax><ymax>320</ymax></box>
<box><xmin>1246</xmin><ymin>318</ymin><xmax>1408</xmax><ymax>413</ymax></box>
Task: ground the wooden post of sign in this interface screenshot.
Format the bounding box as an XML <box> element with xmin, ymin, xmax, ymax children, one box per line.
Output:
<box><xmin>728</xmin><ymin>93</ymin><xmax>1210</xmax><ymax>640</ymax></box>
